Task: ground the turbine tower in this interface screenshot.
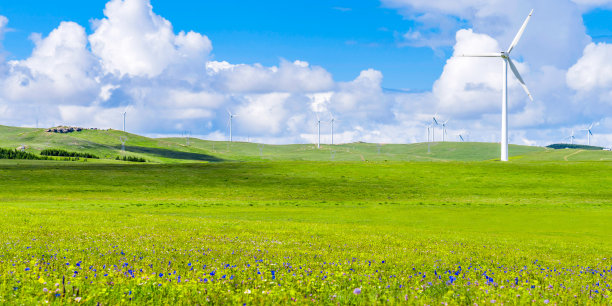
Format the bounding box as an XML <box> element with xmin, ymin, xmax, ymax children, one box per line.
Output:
<box><xmin>441</xmin><ymin>119</ymin><xmax>450</xmax><ymax>142</ymax></box>
<box><xmin>329</xmin><ymin>112</ymin><xmax>335</xmax><ymax>146</ymax></box>
<box><xmin>316</xmin><ymin>113</ymin><xmax>321</xmax><ymax>149</ymax></box>
<box><xmin>123</xmin><ymin>111</ymin><xmax>126</xmax><ymax>132</ymax></box>
<box><xmin>227</xmin><ymin>110</ymin><xmax>238</xmax><ymax>142</ymax></box>
<box><xmin>432</xmin><ymin>113</ymin><xmax>439</xmax><ymax>142</ymax></box>
<box><xmin>458</xmin><ymin>9</ymin><xmax>534</xmax><ymax>161</ymax></box>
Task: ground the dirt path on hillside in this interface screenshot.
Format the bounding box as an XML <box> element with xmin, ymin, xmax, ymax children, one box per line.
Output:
<box><xmin>564</xmin><ymin>150</ymin><xmax>584</xmax><ymax>161</ymax></box>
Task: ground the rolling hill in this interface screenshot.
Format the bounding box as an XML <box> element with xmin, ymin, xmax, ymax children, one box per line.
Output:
<box><xmin>1</xmin><ymin>124</ymin><xmax>610</xmax><ymax>163</ymax></box>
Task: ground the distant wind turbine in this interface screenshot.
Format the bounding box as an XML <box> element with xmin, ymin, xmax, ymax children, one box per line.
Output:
<box><xmin>458</xmin><ymin>9</ymin><xmax>534</xmax><ymax>161</ymax></box>
<box><xmin>227</xmin><ymin>110</ymin><xmax>238</xmax><ymax>142</ymax></box>
<box><xmin>432</xmin><ymin>113</ymin><xmax>439</xmax><ymax>142</ymax></box>
<box><xmin>457</xmin><ymin>134</ymin><xmax>465</xmax><ymax>142</ymax></box>
<box><xmin>581</xmin><ymin>123</ymin><xmax>598</xmax><ymax>146</ymax></box>
<box><xmin>122</xmin><ymin>111</ymin><xmax>126</xmax><ymax>132</ymax></box>
<box><xmin>441</xmin><ymin>119</ymin><xmax>450</xmax><ymax>142</ymax></box>
<box><xmin>317</xmin><ymin>116</ymin><xmax>321</xmax><ymax>149</ymax></box>
<box><xmin>329</xmin><ymin>112</ymin><xmax>335</xmax><ymax>146</ymax></box>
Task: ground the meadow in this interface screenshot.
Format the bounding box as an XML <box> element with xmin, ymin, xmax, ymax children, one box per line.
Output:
<box><xmin>1</xmin><ymin>159</ymin><xmax>611</xmax><ymax>304</ymax></box>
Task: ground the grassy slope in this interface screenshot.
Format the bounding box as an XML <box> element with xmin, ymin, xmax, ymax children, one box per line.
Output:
<box><xmin>4</xmin><ymin>124</ymin><xmax>612</xmax><ymax>163</ymax></box>
<box><xmin>161</xmin><ymin>138</ymin><xmax>547</xmax><ymax>162</ymax></box>
<box><xmin>0</xmin><ymin>125</ymin><xmax>222</xmax><ymax>163</ymax></box>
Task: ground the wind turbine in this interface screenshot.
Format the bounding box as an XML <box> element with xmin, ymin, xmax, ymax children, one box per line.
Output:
<box><xmin>581</xmin><ymin>123</ymin><xmax>598</xmax><ymax>146</ymax></box>
<box><xmin>227</xmin><ymin>110</ymin><xmax>238</xmax><ymax>142</ymax></box>
<box><xmin>315</xmin><ymin>113</ymin><xmax>321</xmax><ymax>149</ymax></box>
<box><xmin>457</xmin><ymin>134</ymin><xmax>465</xmax><ymax>142</ymax></box>
<box><xmin>425</xmin><ymin>123</ymin><xmax>432</xmax><ymax>153</ymax></box>
<box><xmin>329</xmin><ymin>112</ymin><xmax>335</xmax><ymax>146</ymax></box>
<box><xmin>432</xmin><ymin>113</ymin><xmax>439</xmax><ymax>142</ymax></box>
<box><xmin>122</xmin><ymin>111</ymin><xmax>126</xmax><ymax>132</ymax></box>
<box><xmin>458</xmin><ymin>9</ymin><xmax>534</xmax><ymax>161</ymax></box>
<box><xmin>441</xmin><ymin>119</ymin><xmax>450</xmax><ymax>142</ymax></box>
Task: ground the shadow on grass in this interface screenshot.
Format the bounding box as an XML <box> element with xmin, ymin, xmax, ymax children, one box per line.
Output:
<box><xmin>118</xmin><ymin>146</ymin><xmax>224</xmax><ymax>162</ymax></box>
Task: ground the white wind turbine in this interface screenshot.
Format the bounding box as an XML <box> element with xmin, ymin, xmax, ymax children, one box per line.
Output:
<box><xmin>581</xmin><ymin>123</ymin><xmax>598</xmax><ymax>146</ymax></box>
<box><xmin>227</xmin><ymin>109</ymin><xmax>239</xmax><ymax>142</ymax></box>
<box><xmin>122</xmin><ymin>111</ymin><xmax>126</xmax><ymax>132</ymax></box>
<box><xmin>459</xmin><ymin>9</ymin><xmax>534</xmax><ymax>161</ymax></box>
<box><xmin>457</xmin><ymin>133</ymin><xmax>465</xmax><ymax>142</ymax></box>
<box><xmin>316</xmin><ymin>113</ymin><xmax>321</xmax><ymax>149</ymax></box>
<box><xmin>432</xmin><ymin>113</ymin><xmax>439</xmax><ymax>142</ymax></box>
<box><xmin>440</xmin><ymin>119</ymin><xmax>450</xmax><ymax>142</ymax></box>
<box><xmin>329</xmin><ymin>112</ymin><xmax>335</xmax><ymax>146</ymax></box>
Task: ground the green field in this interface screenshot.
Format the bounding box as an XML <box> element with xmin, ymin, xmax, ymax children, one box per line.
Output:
<box><xmin>1</xmin><ymin>157</ymin><xmax>611</xmax><ymax>304</ymax></box>
<box><xmin>3</xmin><ymin>124</ymin><xmax>612</xmax><ymax>163</ymax></box>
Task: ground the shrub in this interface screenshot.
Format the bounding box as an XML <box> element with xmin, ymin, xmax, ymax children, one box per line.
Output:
<box><xmin>546</xmin><ymin>144</ymin><xmax>603</xmax><ymax>150</ymax></box>
<box><xmin>0</xmin><ymin>148</ymin><xmax>49</xmax><ymax>160</ymax></box>
<box><xmin>116</xmin><ymin>155</ymin><xmax>147</xmax><ymax>162</ymax></box>
<box><xmin>40</xmin><ymin>148</ymin><xmax>99</xmax><ymax>159</ymax></box>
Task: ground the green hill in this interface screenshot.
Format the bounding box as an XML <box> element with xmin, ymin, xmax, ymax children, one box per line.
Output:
<box><xmin>1</xmin><ymin>124</ymin><xmax>611</xmax><ymax>163</ymax></box>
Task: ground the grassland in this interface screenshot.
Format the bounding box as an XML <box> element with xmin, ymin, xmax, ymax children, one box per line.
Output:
<box><xmin>4</xmin><ymin>124</ymin><xmax>612</xmax><ymax>163</ymax></box>
<box><xmin>1</xmin><ymin>159</ymin><xmax>611</xmax><ymax>304</ymax></box>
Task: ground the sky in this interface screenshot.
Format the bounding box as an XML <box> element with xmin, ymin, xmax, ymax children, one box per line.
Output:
<box><xmin>0</xmin><ymin>0</ymin><xmax>611</xmax><ymax>147</ymax></box>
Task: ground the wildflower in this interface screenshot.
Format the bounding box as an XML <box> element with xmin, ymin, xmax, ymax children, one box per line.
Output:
<box><xmin>244</xmin><ymin>289</ymin><xmax>251</xmax><ymax>294</ymax></box>
<box><xmin>75</xmin><ymin>297</ymin><xmax>82</xmax><ymax>302</ymax></box>
<box><xmin>543</xmin><ymin>299</ymin><xmax>549</xmax><ymax>304</ymax></box>
<box><xmin>159</xmin><ymin>273</ymin><xmax>163</xmax><ymax>277</ymax></box>
<box><xmin>43</xmin><ymin>288</ymin><xmax>48</xmax><ymax>293</ymax></box>
<box><xmin>353</xmin><ymin>288</ymin><xmax>361</xmax><ymax>295</ymax></box>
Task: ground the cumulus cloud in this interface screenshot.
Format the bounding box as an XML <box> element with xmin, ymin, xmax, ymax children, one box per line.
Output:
<box><xmin>89</xmin><ymin>0</ymin><xmax>212</xmax><ymax>78</ymax></box>
<box><xmin>207</xmin><ymin>60</ymin><xmax>334</xmax><ymax>93</ymax></box>
<box><xmin>567</xmin><ymin>43</ymin><xmax>612</xmax><ymax>93</ymax></box>
<box><xmin>1</xmin><ymin>22</ymin><xmax>99</xmax><ymax>104</ymax></box>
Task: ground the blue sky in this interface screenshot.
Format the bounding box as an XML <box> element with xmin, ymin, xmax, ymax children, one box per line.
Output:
<box><xmin>1</xmin><ymin>1</ymin><xmax>472</xmax><ymax>91</ymax></box>
<box><xmin>0</xmin><ymin>0</ymin><xmax>611</xmax><ymax>146</ymax></box>
<box><xmin>1</xmin><ymin>1</ymin><xmax>610</xmax><ymax>90</ymax></box>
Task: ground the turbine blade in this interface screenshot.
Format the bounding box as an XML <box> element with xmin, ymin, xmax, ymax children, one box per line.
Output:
<box><xmin>507</xmin><ymin>9</ymin><xmax>533</xmax><ymax>54</ymax></box>
<box><xmin>433</xmin><ymin>118</ymin><xmax>439</xmax><ymax>125</ymax></box>
<box><xmin>507</xmin><ymin>58</ymin><xmax>533</xmax><ymax>101</ymax></box>
<box><xmin>459</xmin><ymin>53</ymin><xmax>502</xmax><ymax>57</ymax></box>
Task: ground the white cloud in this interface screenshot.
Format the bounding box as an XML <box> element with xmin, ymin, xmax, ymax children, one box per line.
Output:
<box><xmin>89</xmin><ymin>0</ymin><xmax>211</xmax><ymax>78</ymax></box>
<box><xmin>1</xmin><ymin>22</ymin><xmax>99</xmax><ymax>104</ymax></box>
<box><xmin>207</xmin><ymin>59</ymin><xmax>334</xmax><ymax>93</ymax></box>
<box><xmin>235</xmin><ymin>93</ymin><xmax>291</xmax><ymax>135</ymax></box>
<box><xmin>567</xmin><ymin>43</ymin><xmax>612</xmax><ymax>93</ymax></box>
<box><xmin>0</xmin><ymin>15</ymin><xmax>7</xmax><ymax>40</ymax></box>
